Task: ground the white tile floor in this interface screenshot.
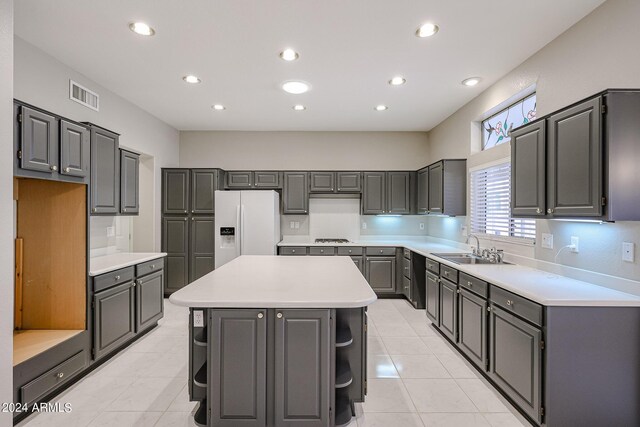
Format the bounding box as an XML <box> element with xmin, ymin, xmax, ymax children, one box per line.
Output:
<box><xmin>20</xmin><ymin>299</ymin><xmax>529</xmax><ymax>427</ymax></box>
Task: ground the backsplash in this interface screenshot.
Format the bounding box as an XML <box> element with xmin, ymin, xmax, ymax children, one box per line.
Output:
<box><xmin>90</xmin><ymin>216</ymin><xmax>132</xmax><ymax>257</ymax></box>
<box><xmin>360</xmin><ymin>215</ymin><xmax>430</xmax><ymax>236</ymax></box>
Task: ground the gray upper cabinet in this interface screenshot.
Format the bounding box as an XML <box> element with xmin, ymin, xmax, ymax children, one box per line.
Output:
<box><xmin>162</xmin><ymin>216</ymin><xmax>189</xmax><ymax>295</ymax></box>
<box><xmin>309</xmin><ymin>172</ymin><xmax>335</xmax><ymax>192</ymax></box>
<box><xmin>387</xmin><ymin>171</ymin><xmax>412</xmax><ymax>214</ymax></box>
<box><xmin>511</xmin><ymin>120</ymin><xmax>546</xmax><ymax>217</ymax></box>
<box><xmin>489</xmin><ymin>305</ymin><xmax>542</xmax><ymax>425</ymax></box>
<box><xmin>254</xmin><ymin>171</ymin><xmax>280</xmax><ymax>188</ymax></box>
<box><xmin>417</xmin><ymin>167</ymin><xmax>429</xmax><ymax>214</ymax></box>
<box><xmin>337</xmin><ymin>172</ymin><xmax>361</xmax><ymax>192</ymax></box>
<box><xmin>90</xmin><ymin>126</ymin><xmax>120</xmax><ymax>215</ymax></box>
<box><xmin>60</xmin><ymin>120</ymin><xmax>90</xmax><ymax>179</ymax></box>
<box><xmin>547</xmin><ymin>97</ymin><xmax>602</xmax><ymax>218</ymax></box>
<box><xmin>120</xmin><ymin>150</ymin><xmax>139</xmax><ymax>215</ymax></box>
<box><xmin>428</xmin><ymin>160</ymin><xmax>466</xmax><ymax>216</ymax></box>
<box><xmin>162</xmin><ymin>169</ymin><xmax>190</xmax><ymax>215</ymax></box>
<box><xmin>191</xmin><ymin>169</ymin><xmax>217</xmax><ymax>214</ymax></box>
<box><xmin>274</xmin><ymin>309</ymin><xmax>331</xmax><ymax>427</ymax></box>
<box><xmin>226</xmin><ymin>171</ymin><xmax>253</xmax><ymax>188</ymax></box>
<box><xmin>209</xmin><ymin>309</ymin><xmax>267</xmax><ymax>427</ymax></box>
<box><xmin>190</xmin><ymin>216</ymin><xmax>215</xmax><ymax>282</ymax></box>
<box><xmin>362</xmin><ymin>172</ymin><xmax>386</xmax><ymax>214</ymax></box>
<box><xmin>18</xmin><ymin>106</ymin><xmax>58</xmax><ymax>174</ymax></box>
<box><xmin>365</xmin><ymin>256</ymin><xmax>396</xmax><ymax>293</ymax></box>
<box><xmin>135</xmin><ymin>269</ymin><xmax>164</xmax><ymax>332</ymax></box>
<box><xmin>283</xmin><ymin>172</ymin><xmax>309</xmax><ymax>214</ymax></box>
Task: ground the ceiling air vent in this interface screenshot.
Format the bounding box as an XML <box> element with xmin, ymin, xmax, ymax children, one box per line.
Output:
<box><xmin>69</xmin><ymin>80</ymin><xmax>99</xmax><ymax>111</ymax></box>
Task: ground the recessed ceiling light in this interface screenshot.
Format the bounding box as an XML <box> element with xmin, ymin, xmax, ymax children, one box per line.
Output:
<box><xmin>280</xmin><ymin>48</ymin><xmax>299</xmax><ymax>61</ymax></box>
<box><xmin>282</xmin><ymin>81</ymin><xmax>310</xmax><ymax>94</ymax></box>
<box><xmin>129</xmin><ymin>22</ymin><xmax>155</xmax><ymax>36</ymax></box>
<box><xmin>375</xmin><ymin>105</ymin><xmax>388</xmax><ymax>111</ymax></box>
<box><xmin>462</xmin><ymin>77</ymin><xmax>481</xmax><ymax>87</ymax></box>
<box><xmin>183</xmin><ymin>75</ymin><xmax>201</xmax><ymax>84</ymax></box>
<box><xmin>212</xmin><ymin>104</ymin><xmax>226</xmax><ymax>111</ymax></box>
<box><xmin>389</xmin><ymin>76</ymin><xmax>406</xmax><ymax>86</ymax></box>
<box><xmin>293</xmin><ymin>105</ymin><xmax>306</xmax><ymax>111</ymax></box>
<box><xmin>415</xmin><ymin>23</ymin><xmax>439</xmax><ymax>38</ymax></box>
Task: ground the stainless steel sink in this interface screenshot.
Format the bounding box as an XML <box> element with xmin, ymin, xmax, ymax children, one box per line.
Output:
<box><xmin>432</xmin><ymin>253</ymin><xmax>512</xmax><ymax>265</ymax></box>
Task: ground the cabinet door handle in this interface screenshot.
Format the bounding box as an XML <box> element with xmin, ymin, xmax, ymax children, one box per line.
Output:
<box><xmin>547</xmin><ymin>208</ymin><xmax>554</xmax><ymax>214</ymax></box>
<box><xmin>56</xmin><ymin>372</ymin><xmax>64</xmax><ymax>379</ymax></box>
<box><xmin>506</xmin><ymin>300</ymin><xmax>513</xmax><ymax>306</ymax></box>
<box><xmin>64</xmin><ymin>167</ymin><xmax>70</xmax><ymax>173</ymax></box>
<box><xmin>379</xmin><ymin>250</ymin><xmax>383</xmax><ymax>254</ymax></box>
<box><xmin>320</xmin><ymin>249</ymin><xmax>324</xmax><ymax>253</ymax></box>
<box><xmin>114</xmin><ymin>275</ymin><xmax>120</xmax><ymax>280</ymax></box>
<box><xmin>292</xmin><ymin>249</ymin><xmax>296</xmax><ymax>253</ymax></box>
<box><xmin>276</xmin><ymin>312</ymin><xmax>283</xmax><ymax>319</ymax></box>
<box><xmin>92</xmin><ymin>208</ymin><xmax>97</xmax><ymax>213</ymax></box>
<box><xmin>467</xmin><ymin>281</ymin><xmax>473</xmax><ymax>287</ymax></box>
<box><xmin>456</xmin><ymin>289</ymin><xmax>460</xmax><ymax>294</ymax></box>
<box><xmin>348</xmin><ymin>250</ymin><xmax>352</xmax><ymax>253</ymax></box>
<box><xmin>123</xmin><ymin>208</ymin><xmax>127</xmax><ymax>213</ymax></box>
<box><xmin>50</xmin><ymin>165</ymin><xmax>58</xmax><ymax>171</ymax></box>
<box><xmin>536</xmin><ymin>208</ymin><xmax>542</xmax><ymax>214</ymax></box>
<box><xmin>150</xmin><ymin>265</ymin><xmax>155</xmax><ymax>269</ymax></box>
<box><xmin>257</xmin><ymin>312</ymin><xmax>264</xmax><ymax>319</ymax></box>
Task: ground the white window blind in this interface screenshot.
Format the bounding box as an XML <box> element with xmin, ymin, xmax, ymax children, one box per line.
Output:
<box><xmin>470</xmin><ymin>162</ymin><xmax>536</xmax><ymax>242</ymax></box>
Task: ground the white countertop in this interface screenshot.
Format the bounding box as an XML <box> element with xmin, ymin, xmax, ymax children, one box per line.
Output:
<box><xmin>279</xmin><ymin>237</ymin><xmax>640</xmax><ymax>307</ymax></box>
<box><xmin>90</xmin><ymin>252</ymin><xmax>167</xmax><ymax>276</ymax></box>
<box><xmin>169</xmin><ymin>255</ymin><xmax>377</xmax><ymax>308</ymax></box>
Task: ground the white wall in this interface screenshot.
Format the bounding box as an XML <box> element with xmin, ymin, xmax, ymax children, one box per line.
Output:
<box><xmin>180</xmin><ymin>131</ymin><xmax>429</xmax><ymax>170</ymax></box>
<box><xmin>13</xmin><ymin>37</ymin><xmax>180</xmax><ymax>251</ymax></box>
<box><xmin>427</xmin><ymin>0</ymin><xmax>640</xmax><ymax>285</ymax></box>
<box><xmin>0</xmin><ymin>0</ymin><xmax>13</xmax><ymax>420</ymax></box>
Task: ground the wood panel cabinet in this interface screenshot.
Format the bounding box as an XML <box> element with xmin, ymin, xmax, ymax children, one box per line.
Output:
<box><xmin>365</xmin><ymin>256</ymin><xmax>396</xmax><ymax>293</ymax></box>
<box><xmin>425</xmin><ymin>272</ymin><xmax>440</xmax><ymax>325</ymax></box>
<box><xmin>135</xmin><ymin>270</ymin><xmax>164</xmax><ymax>332</ymax></box>
<box><xmin>439</xmin><ymin>278</ymin><xmax>458</xmax><ymax>342</ymax></box>
<box><xmin>93</xmin><ymin>281</ymin><xmax>136</xmax><ymax>360</ymax></box>
<box><xmin>226</xmin><ymin>171</ymin><xmax>280</xmax><ymax>189</ymax></box>
<box><xmin>427</xmin><ymin>160</ymin><xmax>466</xmax><ymax>216</ymax></box>
<box><xmin>163</xmin><ymin>169</ymin><xmax>190</xmax><ymax>215</ymax></box>
<box><xmin>89</xmin><ymin>125</ymin><xmax>120</xmax><ymax>214</ymax></box>
<box><xmin>190</xmin><ymin>216</ymin><xmax>215</xmax><ymax>282</ymax></box>
<box><xmin>417</xmin><ymin>167</ymin><xmax>429</xmax><ymax>214</ymax></box>
<box><xmin>337</xmin><ymin>172</ymin><xmax>361</xmax><ymax>192</ymax></box>
<box><xmin>283</xmin><ymin>172</ymin><xmax>309</xmax><ymax>214</ymax></box>
<box><xmin>458</xmin><ymin>288</ymin><xmax>487</xmax><ymax>369</ymax></box>
<box><xmin>387</xmin><ymin>171</ymin><xmax>412</xmax><ymax>214</ymax></box>
<box><xmin>162</xmin><ymin>217</ymin><xmax>189</xmax><ymax>294</ymax></box>
<box><xmin>60</xmin><ymin>120</ymin><xmax>90</xmax><ymax>179</ymax></box>
<box><xmin>226</xmin><ymin>171</ymin><xmax>253</xmax><ymax>188</ymax></box>
<box><xmin>363</xmin><ymin>172</ymin><xmax>413</xmax><ymax>214</ymax></box>
<box><xmin>18</xmin><ymin>106</ymin><xmax>58</xmax><ymax>174</ymax></box>
<box><xmin>310</xmin><ymin>172</ymin><xmax>335</xmax><ymax>192</ymax></box>
<box><xmin>362</xmin><ymin>172</ymin><xmax>386</xmax><ymax>214</ymax></box>
<box><xmin>510</xmin><ymin>120</ymin><xmax>546</xmax><ymax>217</ymax></box>
<box><xmin>120</xmin><ymin>150</ymin><xmax>139</xmax><ymax>215</ymax></box>
<box><xmin>191</xmin><ymin>169</ymin><xmax>218</xmax><ymax>214</ymax></box>
<box><xmin>254</xmin><ymin>171</ymin><xmax>280</xmax><ymax>188</ymax></box>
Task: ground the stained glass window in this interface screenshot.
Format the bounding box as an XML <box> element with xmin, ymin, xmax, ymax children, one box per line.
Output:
<box><xmin>481</xmin><ymin>94</ymin><xmax>536</xmax><ymax>150</ymax></box>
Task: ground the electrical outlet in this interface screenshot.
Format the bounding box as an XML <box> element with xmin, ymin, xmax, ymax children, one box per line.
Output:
<box><xmin>193</xmin><ymin>310</ymin><xmax>204</xmax><ymax>327</ymax></box>
<box><xmin>542</xmin><ymin>233</ymin><xmax>554</xmax><ymax>249</ymax></box>
<box><xmin>461</xmin><ymin>225</ymin><xmax>468</xmax><ymax>237</ymax></box>
<box><xmin>570</xmin><ymin>236</ymin><xmax>579</xmax><ymax>253</ymax></box>
<box><xmin>362</xmin><ymin>222</ymin><xmax>367</xmax><ymax>230</ymax></box>
<box><xmin>289</xmin><ymin>221</ymin><xmax>295</xmax><ymax>229</ymax></box>
<box><xmin>294</xmin><ymin>222</ymin><xmax>300</xmax><ymax>229</ymax></box>
<box><xmin>622</xmin><ymin>242</ymin><xmax>635</xmax><ymax>262</ymax></box>
<box><xmin>106</xmin><ymin>226</ymin><xmax>115</xmax><ymax>237</ymax></box>
<box><xmin>419</xmin><ymin>223</ymin><xmax>425</xmax><ymax>230</ymax></box>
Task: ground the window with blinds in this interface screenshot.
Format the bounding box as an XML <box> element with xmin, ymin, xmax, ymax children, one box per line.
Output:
<box><xmin>470</xmin><ymin>162</ymin><xmax>536</xmax><ymax>242</ymax></box>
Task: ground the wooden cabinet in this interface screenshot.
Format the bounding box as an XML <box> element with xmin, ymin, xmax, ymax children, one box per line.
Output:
<box><xmin>136</xmin><ymin>270</ymin><xmax>164</xmax><ymax>332</ymax></box>
<box><xmin>120</xmin><ymin>150</ymin><xmax>139</xmax><ymax>215</ymax></box>
<box><xmin>337</xmin><ymin>172</ymin><xmax>361</xmax><ymax>192</ymax></box>
<box><xmin>226</xmin><ymin>171</ymin><xmax>280</xmax><ymax>189</ymax></box>
<box><xmin>274</xmin><ymin>309</ymin><xmax>332</xmax><ymax>427</ymax></box>
<box><xmin>226</xmin><ymin>171</ymin><xmax>253</xmax><ymax>188</ymax></box>
<box><xmin>283</xmin><ymin>172</ymin><xmax>309</xmax><ymax>214</ymax></box>
<box><xmin>425</xmin><ymin>271</ymin><xmax>440</xmax><ymax>325</ymax></box>
<box><xmin>510</xmin><ymin>120</ymin><xmax>546</xmax><ymax>217</ymax></box>
<box><xmin>89</xmin><ymin>125</ymin><xmax>120</xmax><ymax>214</ymax></box>
<box><xmin>458</xmin><ymin>288</ymin><xmax>487</xmax><ymax>369</ymax></box>
<box><xmin>18</xmin><ymin>106</ymin><xmax>58</xmax><ymax>174</ymax></box>
<box><xmin>93</xmin><ymin>281</ymin><xmax>136</xmax><ymax>360</ymax></box>
<box><xmin>363</xmin><ymin>172</ymin><xmax>413</xmax><ymax>214</ymax></box>
<box><xmin>362</xmin><ymin>172</ymin><xmax>386</xmax><ymax>214</ymax></box>
<box><xmin>439</xmin><ymin>278</ymin><xmax>458</xmax><ymax>342</ymax></box>
<box><xmin>162</xmin><ymin>169</ymin><xmax>190</xmax><ymax>215</ymax></box>
<box><xmin>162</xmin><ymin>217</ymin><xmax>190</xmax><ymax>294</ymax></box>
<box><xmin>309</xmin><ymin>172</ymin><xmax>361</xmax><ymax>193</ymax></box>
<box><xmin>60</xmin><ymin>120</ymin><xmax>90</xmax><ymax>179</ymax></box>
<box><xmin>364</xmin><ymin>256</ymin><xmax>396</xmax><ymax>293</ymax></box>
<box><xmin>190</xmin><ymin>216</ymin><xmax>215</xmax><ymax>282</ymax></box>
<box><xmin>191</xmin><ymin>169</ymin><xmax>218</xmax><ymax>214</ymax></box>
<box><xmin>417</xmin><ymin>167</ymin><xmax>429</xmax><ymax>214</ymax></box>
<box><xmin>254</xmin><ymin>171</ymin><xmax>280</xmax><ymax>188</ymax></box>
<box><xmin>428</xmin><ymin>160</ymin><xmax>466</xmax><ymax>216</ymax></box>
<box><xmin>310</xmin><ymin>172</ymin><xmax>335</xmax><ymax>192</ymax></box>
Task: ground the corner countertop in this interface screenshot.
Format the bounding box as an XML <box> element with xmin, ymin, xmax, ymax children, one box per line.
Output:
<box><xmin>169</xmin><ymin>255</ymin><xmax>377</xmax><ymax>308</ymax></box>
<box><xmin>278</xmin><ymin>237</ymin><xmax>640</xmax><ymax>307</ymax></box>
<box><xmin>90</xmin><ymin>252</ymin><xmax>167</xmax><ymax>276</ymax></box>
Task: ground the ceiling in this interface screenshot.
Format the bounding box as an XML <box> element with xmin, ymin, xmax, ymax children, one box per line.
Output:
<box><xmin>14</xmin><ymin>0</ymin><xmax>604</xmax><ymax>131</ymax></box>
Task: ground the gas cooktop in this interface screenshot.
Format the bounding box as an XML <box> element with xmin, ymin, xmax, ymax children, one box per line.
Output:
<box><xmin>314</xmin><ymin>238</ymin><xmax>350</xmax><ymax>244</ymax></box>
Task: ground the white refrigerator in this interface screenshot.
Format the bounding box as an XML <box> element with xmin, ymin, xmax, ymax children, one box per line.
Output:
<box><xmin>214</xmin><ymin>190</ymin><xmax>281</xmax><ymax>268</ymax></box>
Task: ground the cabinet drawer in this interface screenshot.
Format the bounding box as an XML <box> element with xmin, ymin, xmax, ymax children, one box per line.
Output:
<box><xmin>366</xmin><ymin>247</ymin><xmax>396</xmax><ymax>256</ymax></box>
<box><xmin>403</xmin><ymin>248</ymin><xmax>411</xmax><ymax>259</ymax></box>
<box><xmin>490</xmin><ymin>286</ymin><xmax>543</xmax><ymax>326</ymax></box>
<box><xmin>337</xmin><ymin>247</ymin><xmax>363</xmax><ymax>256</ymax></box>
<box><xmin>21</xmin><ymin>350</ymin><xmax>86</xmax><ymax>405</ymax></box>
<box><xmin>94</xmin><ymin>266</ymin><xmax>135</xmax><ymax>293</ymax></box>
<box><xmin>459</xmin><ymin>272</ymin><xmax>488</xmax><ymax>298</ymax></box>
<box><xmin>136</xmin><ymin>258</ymin><xmax>164</xmax><ymax>277</ymax></box>
<box><xmin>279</xmin><ymin>246</ymin><xmax>307</xmax><ymax>256</ymax></box>
<box><xmin>440</xmin><ymin>265</ymin><xmax>458</xmax><ymax>283</ymax></box>
<box><xmin>402</xmin><ymin>257</ymin><xmax>411</xmax><ymax>278</ymax></box>
<box><xmin>309</xmin><ymin>247</ymin><xmax>336</xmax><ymax>256</ymax></box>
<box><xmin>426</xmin><ymin>258</ymin><xmax>440</xmax><ymax>275</ymax></box>
<box><xmin>402</xmin><ymin>275</ymin><xmax>411</xmax><ymax>292</ymax></box>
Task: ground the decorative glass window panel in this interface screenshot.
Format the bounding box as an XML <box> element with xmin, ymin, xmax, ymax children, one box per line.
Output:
<box><xmin>470</xmin><ymin>162</ymin><xmax>536</xmax><ymax>242</ymax></box>
<box><xmin>482</xmin><ymin>94</ymin><xmax>537</xmax><ymax>150</ymax></box>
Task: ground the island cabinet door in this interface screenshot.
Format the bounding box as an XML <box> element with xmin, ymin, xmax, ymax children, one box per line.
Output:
<box><xmin>274</xmin><ymin>309</ymin><xmax>332</xmax><ymax>427</ymax></box>
<box><xmin>209</xmin><ymin>309</ymin><xmax>267</xmax><ymax>427</ymax></box>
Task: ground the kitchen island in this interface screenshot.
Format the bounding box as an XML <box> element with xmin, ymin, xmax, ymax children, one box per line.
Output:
<box><xmin>169</xmin><ymin>255</ymin><xmax>377</xmax><ymax>427</ymax></box>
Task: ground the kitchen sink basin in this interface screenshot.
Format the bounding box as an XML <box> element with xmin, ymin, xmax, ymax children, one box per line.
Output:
<box><xmin>432</xmin><ymin>253</ymin><xmax>512</xmax><ymax>265</ymax></box>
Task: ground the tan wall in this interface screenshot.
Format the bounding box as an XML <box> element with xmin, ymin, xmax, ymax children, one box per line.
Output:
<box><xmin>180</xmin><ymin>131</ymin><xmax>430</xmax><ymax>170</ymax></box>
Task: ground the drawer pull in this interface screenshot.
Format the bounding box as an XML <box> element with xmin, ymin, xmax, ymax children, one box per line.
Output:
<box><xmin>379</xmin><ymin>250</ymin><xmax>383</xmax><ymax>254</ymax></box>
<box><xmin>506</xmin><ymin>300</ymin><xmax>513</xmax><ymax>306</ymax></box>
<box><xmin>56</xmin><ymin>372</ymin><xmax>64</xmax><ymax>379</ymax></box>
<box><xmin>150</xmin><ymin>265</ymin><xmax>155</xmax><ymax>269</ymax></box>
<box><xmin>292</xmin><ymin>249</ymin><xmax>296</xmax><ymax>253</ymax></box>
<box><xmin>320</xmin><ymin>249</ymin><xmax>324</xmax><ymax>253</ymax></box>
<box><xmin>467</xmin><ymin>281</ymin><xmax>473</xmax><ymax>287</ymax></box>
<box><xmin>115</xmin><ymin>275</ymin><xmax>120</xmax><ymax>280</ymax></box>
<box><xmin>348</xmin><ymin>250</ymin><xmax>352</xmax><ymax>253</ymax></box>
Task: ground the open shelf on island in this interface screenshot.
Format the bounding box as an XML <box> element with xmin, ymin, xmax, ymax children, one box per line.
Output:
<box><xmin>194</xmin><ymin>399</ymin><xmax>207</xmax><ymax>426</ymax></box>
<box><xmin>194</xmin><ymin>363</ymin><xmax>207</xmax><ymax>388</ymax></box>
<box><xmin>335</xmin><ymin>393</ymin><xmax>352</xmax><ymax>427</ymax></box>
<box><xmin>335</xmin><ymin>359</ymin><xmax>353</xmax><ymax>389</ymax></box>
<box><xmin>193</xmin><ymin>328</ymin><xmax>207</xmax><ymax>347</ymax></box>
<box><xmin>336</xmin><ymin>324</ymin><xmax>353</xmax><ymax>348</ymax></box>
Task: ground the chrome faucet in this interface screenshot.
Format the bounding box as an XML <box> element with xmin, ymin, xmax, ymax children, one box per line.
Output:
<box><xmin>466</xmin><ymin>234</ymin><xmax>480</xmax><ymax>255</ymax></box>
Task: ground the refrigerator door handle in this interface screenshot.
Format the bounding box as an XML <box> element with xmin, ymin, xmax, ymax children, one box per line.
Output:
<box><xmin>236</xmin><ymin>204</ymin><xmax>241</xmax><ymax>258</ymax></box>
<box><xmin>240</xmin><ymin>204</ymin><xmax>246</xmax><ymax>256</ymax></box>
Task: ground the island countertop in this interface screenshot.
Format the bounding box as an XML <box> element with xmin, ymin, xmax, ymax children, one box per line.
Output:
<box><xmin>169</xmin><ymin>255</ymin><xmax>377</xmax><ymax>308</ymax></box>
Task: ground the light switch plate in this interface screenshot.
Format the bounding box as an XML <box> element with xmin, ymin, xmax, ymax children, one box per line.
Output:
<box><xmin>193</xmin><ymin>310</ymin><xmax>204</xmax><ymax>327</ymax></box>
<box><xmin>622</xmin><ymin>242</ymin><xmax>635</xmax><ymax>262</ymax></box>
<box><xmin>362</xmin><ymin>222</ymin><xmax>367</xmax><ymax>230</ymax></box>
<box><xmin>542</xmin><ymin>233</ymin><xmax>553</xmax><ymax>249</ymax></box>
<box><xmin>106</xmin><ymin>226</ymin><xmax>115</xmax><ymax>237</ymax></box>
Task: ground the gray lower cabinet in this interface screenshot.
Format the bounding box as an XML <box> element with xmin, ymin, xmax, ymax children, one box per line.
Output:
<box><xmin>283</xmin><ymin>172</ymin><xmax>309</xmax><ymax>214</ymax></box>
<box><xmin>417</xmin><ymin>167</ymin><xmax>429</xmax><ymax>214</ymax></box>
<box><xmin>60</xmin><ymin>120</ymin><xmax>90</xmax><ymax>179</ymax></box>
<box><xmin>362</xmin><ymin>172</ymin><xmax>386</xmax><ymax>214</ymax></box>
<box><xmin>457</xmin><ymin>288</ymin><xmax>487</xmax><ymax>369</ymax></box>
<box><xmin>337</xmin><ymin>172</ymin><xmax>361</xmax><ymax>192</ymax></box>
<box><xmin>190</xmin><ymin>216</ymin><xmax>215</xmax><ymax>282</ymax></box>
<box><xmin>162</xmin><ymin>217</ymin><xmax>190</xmax><ymax>294</ymax></box>
<box><xmin>120</xmin><ymin>150</ymin><xmax>139</xmax><ymax>215</ymax></box>
<box><xmin>89</xmin><ymin>125</ymin><xmax>120</xmax><ymax>214</ymax></box>
<box><xmin>191</xmin><ymin>169</ymin><xmax>218</xmax><ymax>214</ymax></box>
<box><xmin>510</xmin><ymin>120</ymin><xmax>546</xmax><ymax>217</ymax></box>
<box><xmin>136</xmin><ymin>270</ymin><xmax>164</xmax><ymax>332</ymax></box>
<box><xmin>364</xmin><ymin>256</ymin><xmax>396</xmax><ymax>293</ymax></box>
<box><xmin>439</xmin><ymin>278</ymin><xmax>458</xmax><ymax>342</ymax></box>
<box><xmin>93</xmin><ymin>281</ymin><xmax>136</xmax><ymax>360</ymax></box>
<box><xmin>274</xmin><ymin>309</ymin><xmax>332</xmax><ymax>427</ymax></box>
<box><xmin>425</xmin><ymin>271</ymin><xmax>440</xmax><ymax>325</ymax></box>
<box><xmin>18</xmin><ymin>105</ymin><xmax>58</xmax><ymax>174</ymax></box>
<box><xmin>488</xmin><ymin>305</ymin><xmax>542</xmax><ymax>424</ymax></box>
<box><xmin>163</xmin><ymin>169</ymin><xmax>190</xmax><ymax>215</ymax></box>
<box><xmin>209</xmin><ymin>309</ymin><xmax>267</xmax><ymax>426</ymax></box>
